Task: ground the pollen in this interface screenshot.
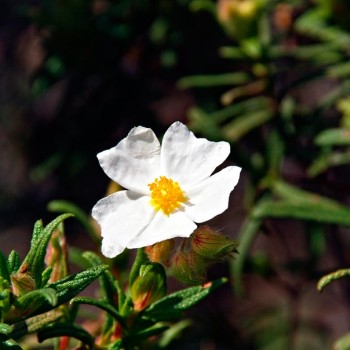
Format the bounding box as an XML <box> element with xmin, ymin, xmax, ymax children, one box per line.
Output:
<box><xmin>148</xmin><ymin>176</ymin><xmax>187</xmax><ymax>215</ymax></box>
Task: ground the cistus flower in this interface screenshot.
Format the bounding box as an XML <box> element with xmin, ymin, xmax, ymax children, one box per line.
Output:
<box><xmin>92</xmin><ymin>121</ymin><xmax>241</xmax><ymax>258</ymax></box>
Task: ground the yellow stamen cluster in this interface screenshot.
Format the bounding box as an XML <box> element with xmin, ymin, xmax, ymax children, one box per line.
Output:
<box><xmin>148</xmin><ymin>176</ymin><xmax>187</xmax><ymax>215</ymax></box>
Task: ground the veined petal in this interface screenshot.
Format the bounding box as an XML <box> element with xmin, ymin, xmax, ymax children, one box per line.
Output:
<box><xmin>184</xmin><ymin>166</ymin><xmax>241</xmax><ymax>223</ymax></box>
<box><xmin>92</xmin><ymin>190</ymin><xmax>155</xmax><ymax>257</ymax></box>
<box><xmin>127</xmin><ymin>210</ymin><xmax>197</xmax><ymax>249</ymax></box>
<box><xmin>160</xmin><ymin>122</ymin><xmax>230</xmax><ymax>188</ymax></box>
<box><xmin>98</xmin><ymin>126</ymin><xmax>161</xmax><ymax>194</ymax></box>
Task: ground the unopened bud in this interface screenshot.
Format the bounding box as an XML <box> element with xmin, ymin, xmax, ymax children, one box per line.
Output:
<box><xmin>217</xmin><ymin>0</ymin><xmax>264</xmax><ymax>40</ymax></box>
<box><xmin>45</xmin><ymin>229</ymin><xmax>68</xmax><ymax>283</ymax></box>
<box><xmin>130</xmin><ymin>263</ymin><xmax>166</xmax><ymax>311</ymax></box>
<box><xmin>145</xmin><ymin>239</ymin><xmax>175</xmax><ymax>264</ymax></box>
<box><xmin>190</xmin><ymin>226</ymin><xmax>238</xmax><ymax>261</ymax></box>
<box><xmin>10</xmin><ymin>271</ymin><xmax>35</xmax><ymax>297</ymax></box>
<box><xmin>170</xmin><ymin>250</ymin><xmax>206</xmax><ymax>285</ymax></box>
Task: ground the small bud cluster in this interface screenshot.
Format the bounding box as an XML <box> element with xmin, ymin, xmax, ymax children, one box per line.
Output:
<box><xmin>145</xmin><ymin>226</ymin><xmax>238</xmax><ymax>285</ymax></box>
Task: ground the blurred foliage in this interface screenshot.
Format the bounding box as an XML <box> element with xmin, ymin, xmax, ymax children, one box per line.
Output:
<box><xmin>177</xmin><ymin>0</ymin><xmax>350</xmax><ymax>348</ymax></box>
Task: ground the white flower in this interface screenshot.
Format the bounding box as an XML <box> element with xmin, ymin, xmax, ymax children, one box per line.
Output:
<box><xmin>92</xmin><ymin>121</ymin><xmax>241</xmax><ymax>258</ymax></box>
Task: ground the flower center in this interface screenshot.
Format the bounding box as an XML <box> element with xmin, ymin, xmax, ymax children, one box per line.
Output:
<box><xmin>148</xmin><ymin>176</ymin><xmax>187</xmax><ymax>215</ymax></box>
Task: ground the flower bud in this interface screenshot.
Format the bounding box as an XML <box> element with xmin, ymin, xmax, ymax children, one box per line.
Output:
<box><xmin>190</xmin><ymin>226</ymin><xmax>238</xmax><ymax>261</ymax></box>
<box><xmin>130</xmin><ymin>263</ymin><xmax>166</xmax><ymax>311</ymax></box>
<box><xmin>145</xmin><ymin>239</ymin><xmax>175</xmax><ymax>264</ymax></box>
<box><xmin>170</xmin><ymin>250</ymin><xmax>206</xmax><ymax>285</ymax></box>
<box><xmin>10</xmin><ymin>271</ymin><xmax>35</xmax><ymax>297</ymax></box>
<box><xmin>217</xmin><ymin>0</ymin><xmax>264</xmax><ymax>41</ymax></box>
<box><xmin>45</xmin><ymin>229</ymin><xmax>68</xmax><ymax>283</ymax></box>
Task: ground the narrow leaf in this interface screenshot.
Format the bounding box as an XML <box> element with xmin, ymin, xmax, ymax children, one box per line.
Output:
<box><xmin>31</xmin><ymin>220</ymin><xmax>44</xmax><ymax>246</ymax></box>
<box><xmin>48</xmin><ymin>265</ymin><xmax>108</xmax><ymax>306</ymax></box>
<box><xmin>317</xmin><ymin>269</ymin><xmax>350</xmax><ymax>291</ymax></box>
<box><xmin>0</xmin><ymin>339</ymin><xmax>22</xmax><ymax>349</ymax></box>
<box><xmin>129</xmin><ymin>249</ymin><xmax>149</xmax><ymax>287</ymax></box>
<box><xmin>70</xmin><ymin>296</ymin><xmax>124</xmax><ymax>326</ymax></box>
<box><xmin>315</xmin><ymin>128</ymin><xmax>350</xmax><ymax>146</ymax></box>
<box><xmin>308</xmin><ymin>150</ymin><xmax>350</xmax><ymax>177</ymax></box>
<box><xmin>142</xmin><ymin>278</ymin><xmax>226</xmax><ymax>321</ymax></box>
<box><xmin>7</xmin><ymin>251</ymin><xmax>20</xmax><ymax>275</ymax></box>
<box><xmin>124</xmin><ymin>325</ymin><xmax>169</xmax><ymax>345</ymax></box>
<box><xmin>0</xmin><ymin>323</ymin><xmax>12</xmax><ymax>341</ymax></box>
<box><xmin>37</xmin><ymin>323</ymin><xmax>94</xmax><ymax>348</ymax></box>
<box><xmin>253</xmin><ymin>200</ymin><xmax>350</xmax><ymax>226</ymax></box>
<box><xmin>222</xmin><ymin>109</ymin><xmax>274</xmax><ymax>142</ymax></box>
<box><xmin>333</xmin><ymin>332</ymin><xmax>350</xmax><ymax>350</ymax></box>
<box><xmin>82</xmin><ymin>251</ymin><xmax>122</xmax><ymax>307</ymax></box>
<box><xmin>108</xmin><ymin>340</ymin><xmax>123</xmax><ymax>350</ymax></box>
<box><xmin>48</xmin><ymin>200</ymin><xmax>99</xmax><ymax>243</ymax></box>
<box><xmin>21</xmin><ymin>213</ymin><xmax>74</xmax><ymax>288</ymax></box>
<box><xmin>0</xmin><ymin>252</ymin><xmax>9</xmax><ymax>282</ymax></box>
<box><xmin>231</xmin><ymin>200</ymin><xmax>266</xmax><ymax>296</ymax></box>
<box><xmin>41</xmin><ymin>267</ymin><xmax>53</xmax><ymax>287</ymax></box>
<box><xmin>8</xmin><ymin>309</ymin><xmax>64</xmax><ymax>339</ymax></box>
<box><xmin>178</xmin><ymin>72</ymin><xmax>250</xmax><ymax>89</ymax></box>
<box><xmin>15</xmin><ymin>288</ymin><xmax>57</xmax><ymax>312</ymax></box>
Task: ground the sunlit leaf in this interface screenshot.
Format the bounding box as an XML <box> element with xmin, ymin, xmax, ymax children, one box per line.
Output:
<box><xmin>141</xmin><ymin>278</ymin><xmax>226</xmax><ymax>321</ymax></box>
<box><xmin>317</xmin><ymin>269</ymin><xmax>350</xmax><ymax>291</ymax></box>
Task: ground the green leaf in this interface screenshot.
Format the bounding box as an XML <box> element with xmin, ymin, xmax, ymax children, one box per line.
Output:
<box><xmin>48</xmin><ymin>200</ymin><xmax>99</xmax><ymax>243</ymax></box>
<box><xmin>108</xmin><ymin>340</ymin><xmax>123</xmax><ymax>350</ymax></box>
<box><xmin>230</xmin><ymin>198</ymin><xmax>267</xmax><ymax>296</ymax></box>
<box><xmin>157</xmin><ymin>319</ymin><xmax>192</xmax><ymax>348</ymax></box>
<box><xmin>265</xmin><ymin>130</ymin><xmax>284</xmax><ymax>181</ymax></box>
<box><xmin>333</xmin><ymin>332</ymin><xmax>350</xmax><ymax>350</ymax></box>
<box><xmin>7</xmin><ymin>251</ymin><xmax>20</xmax><ymax>275</ymax></box>
<box><xmin>31</xmin><ymin>220</ymin><xmax>44</xmax><ymax>247</ymax></box>
<box><xmin>0</xmin><ymin>339</ymin><xmax>22</xmax><ymax>349</ymax></box>
<box><xmin>21</xmin><ymin>213</ymin><xmax>74</xmax><ymax>288</ymax></box>
<box><xmin>48</xmin><ymin>265</ymin><xmax>108</xmax><ymax>307</ymax></box>
<box><xmin>37</xmin><ymin>323</ymin><xmax>94</xmax><ymax>348</ymax></box>
<box><xmin>70</xmin><ymin>296</ymin><xmax>125</xmax><ymax>326</ymax></box>
<box><xmin>0</xmin><ymin>252</ymin><xmax>9</xmax><ymax>282</ymax></box>
<box><xmin>219</xmin><ymin>46</ymin><xmax>246</xmax><ymax>59</ymax></box>
<box><xmin>308</xmin><ymin>150</ymin><xmax>350</xmax><ymax>177</ymax></box>
<box><xmin>124</xmin><ymin>325</ymin><xmax>169</xmax><ymax>345</ymax></box>
<box><xmin>129</xmin><ymin>249</ymin><xmax>149</xmax><ymax>288</ymax></box>
<box><xmin>317</xmin><ymin>269</ymin><xmax>350</xmax><ymax>291</ymax></box>
<box><xmin>7</xmin><ymin>309</ymin><xmax>64</xmax><ymax>340</ymax></box>
<box><xmin>141</xmin><ymin>278</ymin><xmax>226</xmax><ymax>322</ymax></box>
<box><xmin>327</xmin><ymin>62</ymin><xmax>350</xmax><ymax>79</ymax></box>
<box><xmin>178</xmin><ymin>72</ymin><xmax>250</xmax><ymax>89</ymax></box>
<box><xmin>82</xmin><ymin>251</ymin><xmax>123</xmax><ymax>308</ymax></box>
<box><xmin>0</xmin><ymin>323</ymin><xmax>12</xmax><ymax>341</ymax></box>
<box><xmin>295</xmin><ymin>8</ymin><xmax>350</xmax><ymax>49</ymax></box>
<box><xmin>222</xmin><ymin>108</ymin><xmax>274</xmax><ymax>142</ymax></box>
<box><xmin>41</xmin><ymin>267</ymin><xmax>53</xmax><ymax>286</ymax></box>
<box><xmin>15</xmin><ymin>288</ymin><xmax>57</xmax><ymax>315</ymax></box>
<box><xmin>315</xmin><ymin>128</ymin><xmax>350</xmax><ymax>146</ymax></box>
<box><xmin>251</xmin><ymin>180</ymin><xmax>350</xmax><ymax>226</ymax></box>
<box><xmin>253</xmin><ymin>200</ymin><xmax>350</xmax><ymax>226</ymax></box>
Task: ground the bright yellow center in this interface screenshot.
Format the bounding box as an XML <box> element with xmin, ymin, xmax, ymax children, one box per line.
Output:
<box><xmin>148</xmin><ymin>176</ymin><xmax>187</xmax><ymax>215</ymax></box>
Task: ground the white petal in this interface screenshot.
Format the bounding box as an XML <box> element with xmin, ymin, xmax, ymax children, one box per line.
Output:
<box><xmin>97</xmin><ymin>126</ymin><xmax>161</xmax><ymax>194</ymax></box>
<box><xmin>127</xmin><ymin>210</ymin><xmax>197</xmax><ymax>248</ymax></box>
<box><xmin>184</xmin><ymin>166</ymin><xmax>241</xmax><ymax>223</ymax></box>
<box><xmin>160</xmin><ymin>122</ymin><xmax>230</xmax><ymax>188</ymax></box>
<box><xmin>92</xmin><ymin>190</ymin><xmax>155</xmax><ymax>257</ymax></box>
